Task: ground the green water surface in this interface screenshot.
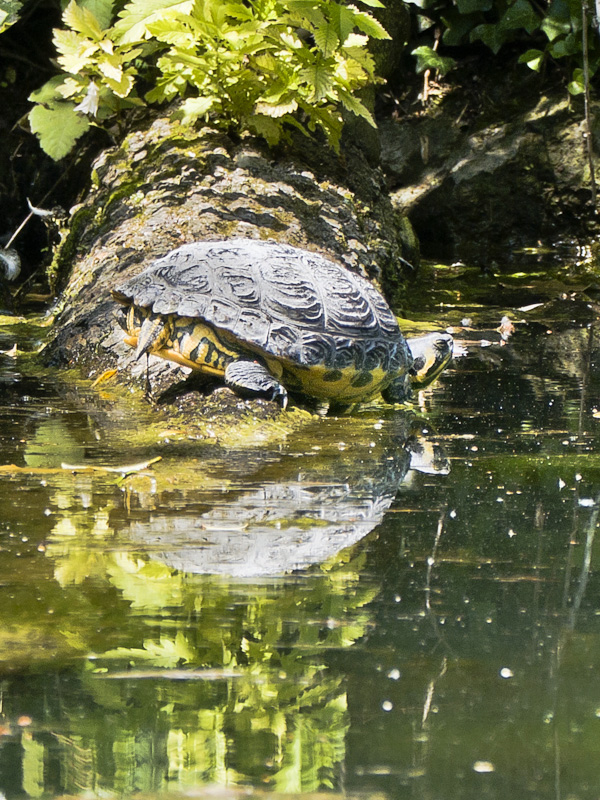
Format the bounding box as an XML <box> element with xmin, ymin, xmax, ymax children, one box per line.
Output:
<box><xmin>1</xmin><ymin>265</ymin><xmax>600</xmax><ymax>800</ymax></box>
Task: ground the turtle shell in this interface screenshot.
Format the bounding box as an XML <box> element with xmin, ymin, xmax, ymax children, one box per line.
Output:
<box><xmin>112</xmin><ymin>239</ymin><xmax>412</xmax><ymax>400</ymax></box>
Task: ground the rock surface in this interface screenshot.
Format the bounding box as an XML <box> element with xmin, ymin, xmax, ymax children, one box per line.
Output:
<box><xmin>379</xmin><ymin>80</ymin><xmax>600</xmax><ymax>264</ymax></box>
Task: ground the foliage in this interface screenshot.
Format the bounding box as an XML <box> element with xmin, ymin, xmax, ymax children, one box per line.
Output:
<box><xmin>406</xmin><ymin>0</ymin><xmax>598</xmax><ymax>94</ymax></box>
<box><xmin>28</xmin><ymin>0</ymin><xmax>390</xmax><ymax>159</ymax></box>
<box><xmin>0</xmin><ymin>0</ymin><xmax>26</xmax><ymax>34</ymax></box>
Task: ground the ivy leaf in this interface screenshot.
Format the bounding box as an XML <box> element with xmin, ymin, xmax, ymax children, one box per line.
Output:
<box><xmin>29</xmin><ymin>102</ymin><xmax>90</xmax><ymax>161</ymax></box>
<box><xmin>499</xmin><ymin>0</ymin><xmax>540</xmax><ymax>34</ymax></box>
<box><xmin>567</xmin><ymin>67</ymin><xmax>585</xmax><ymax>95</ymax></box>
<box><xmin>441</xmin><ymin>9</ymin><xmax>481</xmax><ymax>46</ymax></box>
<box><xmin>455</xmin><ymin>0</ymin><xmax>492</xmax><ymax>12</ymax></box>
<box><xmin>411</xmin><ymin>45</ymin><xmax>456</xmax><ymax>74</ymax></box>
<box><xmin>518</xmin><ymin>47</ymin><xmax>544</xmax><ymax>70</ymax></box>
<box><xmin>540</xmin><ymin>14</ymin><xmax>571</xmax><ymax>41</ymax></box>
<box><xmin>469</xmin><ymin>22</ymin><xmax>511</xmax><ymax>53</ymax></box>
<box><xmin>548</xmin><ymin>32</ymin><xmax>580</xmax><ymax>58</ymax></box>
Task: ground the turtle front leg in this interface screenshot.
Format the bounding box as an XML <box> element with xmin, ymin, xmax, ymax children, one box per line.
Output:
<box><xmin>224</xmin><ymin>360</ymin><xmax>288</xmax><ymax>408</ymax></box>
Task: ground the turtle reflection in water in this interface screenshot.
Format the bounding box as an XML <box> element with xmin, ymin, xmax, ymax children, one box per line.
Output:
<box><xmin>113</xmin><ymin>239</ymin><xmax>453</xmax><ymax>408</ymax></box>
<box><xmin>126</xmin><ymin>432</ymin><xmax>449</xmax><ymax>578</ymax></box>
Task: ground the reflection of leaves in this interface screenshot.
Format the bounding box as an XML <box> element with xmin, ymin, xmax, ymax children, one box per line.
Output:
<box><xmin>103</xmin><ymin>632</ymin><xmax>196</xmax><ymax>667</ymax></box>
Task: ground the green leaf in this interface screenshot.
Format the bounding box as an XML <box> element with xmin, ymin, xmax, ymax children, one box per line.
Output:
<box><xmin>28</xmin><ymin>75</ymin><xmax>69</xmax><ymax>104</ymax></box>
<box><xmin>455</xmin><ymin>0</ymin><xmax>492</xmax><ymax>13</ymax></box>
<box><xmin>349</xmin><ymin>7</ymin><xmax>391</xmax><ymax>39</ymax></box>
<box><xmin>173</xmin><ymin>95</ymin><xmax>215</xmax><ymax>123</ymax></box>
<box><xmin>441</xmin><ymin>9</ymin><xmax>481</xmax><ymax>46</ymax></box>
<box><xmin>469</xmin><ymin>22</ymin><xmax>511</xmax><ymax>53</ymax></box>
<box><xmin>78</xmin><ymin>0</ymin><xmax>115</xmax><ymax>29</ymax></box>
<box><xmin>113</xmin><ymin>0</ymin><xmax>195</xmax><ymax>44</ymax></box>
<box><xmin>567</xmin><ymin>67</ymin><xmax>585</xmax><ymax>95</ymax></box>
<box><xmin>248</xmin><ymin>113</ymin><xmax>283</xmax><ymax>146</ymax></box>
<box><xmin>499</xmin><ymin>0</ymin><xmax>540</xmax><ymax>34</ymax></box>
<box><xmin>314</xmin><ymin>21</ymin><xmax>340</xmax><ymax>57</ymax></box>
<box><xmin>337</xmin><ymin>88</ymin><xmax>375</xmax><ymax>126</ymax></box>
<box><xmin>540</xmin><ymin>15</ymin><xmax>572</xmax><ymax>42</ymax></box>
<box><xmin>548</xmin><ymin>31</ymin><xmax>580</xmax><ymax>58</ymax></box>
<box><xmin>29</xmin><ymin>102</ymin><xmax>90</xmax><ymax>160</ymax></box>
<box><xmin>0</xmin><ymin>0</ymin><xmax>26</xmax><ymax>34</ymax></box>
<box><xmin>63</xmin><ymin>0</ymin><xmax>104</xmax><ymax>40</ymax></box>
<box><xmin>411</xmin><ymin>45</ymin><xmax>456</xmax><ymax>74</ymax></box>
<box><xmin>336</xmin><ymin>5</ymin><xmax>358</xmax><ymax>43</ymax></box>
<box><xmin>299</xmin><ymin>63</ymin><xmax>334</xmax><ymax>100</ymax></box>
<box><xmin>518</xmin><ymin>47</ymin><xmax>544</xmax><ymax>71</ymax></box>
<box><xmin>254</xmin><ymin>98</ymin><xmax>298</xmax><ymax>117</ymax></box>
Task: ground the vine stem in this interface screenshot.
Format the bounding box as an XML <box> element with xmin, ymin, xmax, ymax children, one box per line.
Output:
<box><xmin>582</xmin><ymin>0</ymin><xmax>597</xmax><ymax>210</ymax></box>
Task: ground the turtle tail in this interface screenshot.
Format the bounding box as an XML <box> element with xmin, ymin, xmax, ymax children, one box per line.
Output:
<box><xmin>135</xmin><ymin>313</ymin><xmax>168</xmax><ymax>360</ymax></box>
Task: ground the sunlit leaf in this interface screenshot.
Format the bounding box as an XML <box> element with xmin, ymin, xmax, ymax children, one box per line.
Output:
<box><xmin>173</xmin><ymin>95</ymin><xmax>216</xmax><ymax>123</ymax></box>
<box><xmin>29</xmin><ymin>102</ymin><xmax>90</xmax><ymax>161</ymax></box>
<box><xmin>113</xmin><ymin>0</ymin><xmax>195</xmax><ymax>43</ymax></box>
<box><xmin>314</xmin><ymin>21</ymin><xmax>340</xmax><ymax>57</ymax></box>
<box><xmin>348</xmin><ymin>7</ymin><xmax>391</xmax><ymax>39</ymax></box>
<box><xmin>63</xmin><ymin>0</ymin><xmax>104</xmax><ymax>40</ymax></box>
<box><xmin>518</xmin><ymin>47</ymin><xmax>544</xmax><ymax>71</ymax></box>
<box><xmin>568</xmin><ymin>67</ymin><xmax>585</xmax><ymax>95</ymax></box>
<box><xmin>79</xmin><ymin>0</ymin><xmax>116</xmax><ymax>29</ymax></box>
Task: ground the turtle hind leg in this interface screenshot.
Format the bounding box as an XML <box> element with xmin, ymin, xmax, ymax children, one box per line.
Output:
<box><xmin>224</xmin><ymin>360</ymin><xmax>288</xmax><ymax>408</ymax></box>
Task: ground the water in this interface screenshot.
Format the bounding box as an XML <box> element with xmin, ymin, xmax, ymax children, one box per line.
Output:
<box><xmin>1</xmin><ymin>274</ymin><xmax>600</xmax><ymax>800</ymax></box>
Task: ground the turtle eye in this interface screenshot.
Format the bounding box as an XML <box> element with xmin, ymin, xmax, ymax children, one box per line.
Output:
<box><xmin>410</xmin><ymin>356</ymin><xmax>425</xmax><ymax>375</ymax></box>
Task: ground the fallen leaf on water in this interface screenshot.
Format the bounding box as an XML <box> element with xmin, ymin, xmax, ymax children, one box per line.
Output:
<box><xmin>97</xmin><ymin>668</ymin><xmax>244</xmax><ymax>681</ymax></box>
<box><xmin>0</xmin><ymin>343</ymin><xmax>18</xmax><ymax>358</ymax></box>
<box><xmin>61</xmin><ymin>456</ymin><xmax>162</xmax><ymax>475</ymax></box>
<box><xmin>91</xmin><ymin>368</ymin><xmax>117</xmax><ymax>387</ymax></box>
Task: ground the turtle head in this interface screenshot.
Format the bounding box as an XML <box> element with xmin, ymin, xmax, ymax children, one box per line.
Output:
<box><xmin>408</xmin><ymin>332</ymin><xmax>453</xmax><ymax>388</ymax></box>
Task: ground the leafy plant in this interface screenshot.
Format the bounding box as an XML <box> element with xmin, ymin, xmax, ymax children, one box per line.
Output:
<box><xmin>28</xmin><ymin>0</ymin><xmax>390</xmax><ymax>159</ymax></box>
<box><xmin>405</xmin><ymin>0</ymin><xmax>600</xmax><ymax>95</ymax></box>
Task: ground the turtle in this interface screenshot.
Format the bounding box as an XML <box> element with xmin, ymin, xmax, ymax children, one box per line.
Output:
<box><xmin>112</xmin><ymin>239</ymin><xmax>453</xmax><ymax>408</ymax></box>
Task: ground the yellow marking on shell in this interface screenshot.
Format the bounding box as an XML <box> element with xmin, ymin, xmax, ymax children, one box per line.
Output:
<box><xmin>273</xmin><ymin>360</ymin><xmax>392</xmax><ymax>403</ymax></box>
<box><xmin>124</xmin><ymin>313</ymin><xmax>241</xmax><ymax>377</ymax></box>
